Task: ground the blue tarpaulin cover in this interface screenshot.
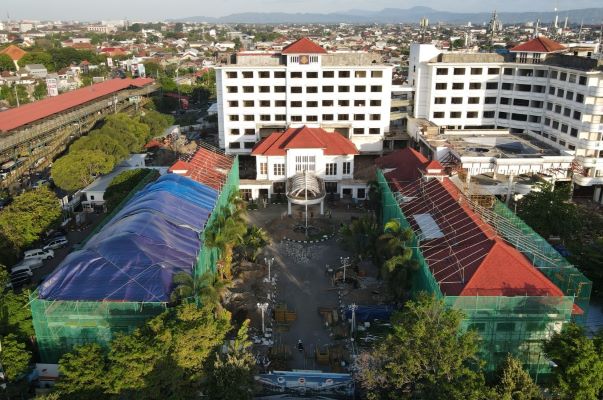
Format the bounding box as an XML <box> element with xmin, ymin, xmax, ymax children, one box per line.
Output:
<box><xmin>344</xmin><ymin>305</ymin><xmax>395</xmax><ymax>323</ymax></box>
<box><xmin>38</xmin><ymin>174</ymin><xmax>218</xmax><ymax>302</ymax></box>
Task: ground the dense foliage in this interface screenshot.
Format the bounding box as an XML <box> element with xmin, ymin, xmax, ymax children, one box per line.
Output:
<box><xmin>51</xmin><ymin>150</ymin><xmax>115</xmax><ymax>192</ymax></box>
<box><xmin>104</xmin><ymin>169</ymin><xmax>159</xmax><ymax>211</ymax></box>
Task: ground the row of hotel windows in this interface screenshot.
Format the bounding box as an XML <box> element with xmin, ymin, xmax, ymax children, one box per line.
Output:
<box><xmin>548</xmin><ymin>87</ymin><xmax>585</xmax><ymax>104</ymax></box>
<box><xmin>532</xmin><ymin>131</ymin><xmax>576</xmax><ymax>150</ymax></box>
<box><xmin>434</xmin><ymin>109</ymin><xmax>583</xmax><ymax>124</ymax></box>
<box><xmin>258</xmin><ymin>161</ymin><xmax>352</xmax><ymax>175</ymax></box>
<box><xmin>229</xmin><ymin>127</ymin><xmax>381</xmax><ymax>135</ymax></box>
<box><xmin>435</xmin><ymin>66</ymin><xmax>587</xmax><ymax>84</ymax></box>
<box><xmin>434</xmin><ymin>96</ymin><xmax>585</xmax><ymax>111</ymax></box>
<box><xmin>226</xmin><ymin>85</ymin><xmax>383</xmax><ymax>93</ymax></box>
<box><xmin>225</xmin><ymin>70</ymin><xmax>384</xmax><ymax>79</ymax></box>
<box><xmin>229</xmin><ymin>114</ymin><xmax>382</xmax><ymax>122</ymax></box>
<box><xmin>228</xmin><ymin>99</ymin><xmax>383</xmax><ymax>108</ymax></box>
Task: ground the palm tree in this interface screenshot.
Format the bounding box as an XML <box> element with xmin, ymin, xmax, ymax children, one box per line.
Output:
<box><xmin>339</xmin><ymin>215</ymin><xmax>380</xmax><ymax>259</ymax></box>
<box><xmin>197</xmin><ymin>271</ymin><xmax>230</xmax><ymax>311</ymax></box>
<box><xmin>170</xmin><ymin>271</ymin><xmax>195</xmax><ymax>304</ymax></box>
<box><xmin>241</xmin><ymin>226</ymin><xmax>270</xmax><ymax>262</ymax></box>
<box><xmin>377</xmin><ymin>219</ymin><xmax>417</xmax><ymax>300</ymax></box>
<box><xmin>377</xmin><ymin>219</ymin><xmax>414</xmax><ymax>262</ymax></box>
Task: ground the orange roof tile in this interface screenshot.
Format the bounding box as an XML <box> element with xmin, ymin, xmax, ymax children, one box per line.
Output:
<box><xmin>281</xmin><ymin>38</ymin><xmax>327</xmax><ymax>54</ymax></box>
<box><xmin>510</xmin><ymin>36</ymin><xmax>566</xmax><ymax>53</ymax></box>
<box><xmin>251</xmin><ymin>126</ymin><xmax>358</xmax><ymax>156</ymax></box>
<box><xmin>0</xmin><ymin>45</ymin><xmax>27</xmax><ymax>61</ymax></box>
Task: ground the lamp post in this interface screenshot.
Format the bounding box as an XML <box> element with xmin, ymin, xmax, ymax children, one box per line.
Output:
<box><xmin>257</xmin><ymin>302</ymin><xmax>269</xmax><ymax>334</ymax></box>
<box><xmin>348</xmin><ymin>303</ymin><xmax>358</xmax><ymax>335</ymax></box>
<box><xmin>340</xmin><ymin>256</ymin><xmax>350</xmax><ymax>285</ymax></box>
<box><xmin>264</xmin><ymin>257</ymin><xmax>274</xmax><ymax>283</ymax></box>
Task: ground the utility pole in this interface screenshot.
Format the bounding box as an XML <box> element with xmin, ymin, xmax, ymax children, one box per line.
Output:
<box><xmin>348</xmin><ymin>303</ymin><xmax>358</xmax><ymax>335</ymax></box>
<box><xmin>264</xmin><ymin>257</ymin><xmax>274</xmax><ymax>283</ymax></box>
<box><xmin>14</xmin><ymin>85</ymin><xmax>20</xmax><ymax>107</ymax></box>
<box><xmin>257</xmin><ymin>302</ymin><xmax>269</xmax><ymax>334</ymax></box>
<box><xmin>340</xmin><ymin>256</ymin><xmax>350</xmax><ymax>285</ymax></box>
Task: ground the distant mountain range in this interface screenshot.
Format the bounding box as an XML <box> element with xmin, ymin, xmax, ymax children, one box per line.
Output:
<box><xmin>172</xmin><ymin>6</ymin><xmax>603</xmax><ymax>25</ymax></box>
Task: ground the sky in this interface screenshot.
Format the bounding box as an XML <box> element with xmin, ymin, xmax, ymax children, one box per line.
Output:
<box><xmin>1</xmin><ymin>0</ymin><xmax>602</xmax><ymax>21</ymax></box>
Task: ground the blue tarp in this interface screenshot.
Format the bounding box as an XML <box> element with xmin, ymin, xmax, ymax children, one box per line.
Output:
<box><xmin>344</xmin><ymin>305</ymin><xmax>395</xmax><ymax>323</ymax></box>
<box><xmin>39</xmin><ymin>174</ymin><xmax>219</xmax><ymax>302</ymax></box>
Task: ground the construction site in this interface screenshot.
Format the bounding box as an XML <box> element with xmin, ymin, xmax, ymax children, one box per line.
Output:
<box><xmin>0</xmin><ymin>78</ymin><xmax>158</xmax><ymax>191</ymax></box>
<box><xmin>30</xmin><ymin>145</ymin><xmax>239</xmax><ymax>363</ymax></box>
<box><xmin>376</xmin><ymin>147</ymin><xmax>591</xmax><ymax>377</ymax></box>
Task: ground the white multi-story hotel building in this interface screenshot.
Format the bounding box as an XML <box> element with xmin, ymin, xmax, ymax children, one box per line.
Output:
<box><xmin>215</xmin><ymin>38</ymin><xmax>393</xmax><ymax>155</ymax></box>
<box><xmin>409</xmin><ymin>36</ymin><xmax>603</xmax><ymax>199</ymax></box>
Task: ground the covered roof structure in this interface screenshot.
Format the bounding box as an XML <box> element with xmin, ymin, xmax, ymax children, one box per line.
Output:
<box><xmin>0</xmin><ymin>78</ymin><xmax>154</xmax><ymax>133</ymax></box>
<box><xmin>282</xmin><ymin>38</ymin><xmax>327</xmax><ymax>54</ymax></box>
<box><xmin>510</xmin><ymin>36</ymin><xmax>567</xmax><ymax>53</ymax></box>
<box><xmin>38</xmin><ymin>174</ymin><xmax>218</xmax><ymax>303</ymax></box>
<box><xmin>251</xmin><ymin>126</ymin><xmax>359</xmax><ymax>156</ymax></box>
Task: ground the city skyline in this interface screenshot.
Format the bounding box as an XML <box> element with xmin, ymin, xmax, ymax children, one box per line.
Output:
<box><xmin>1</xmin><ymin>0</ymin><xmax>602</xmax><ymax>21</ymax></box>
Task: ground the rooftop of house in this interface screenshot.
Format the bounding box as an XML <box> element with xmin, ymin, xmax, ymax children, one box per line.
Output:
<box><xmin>0</xmin><ymin>44</ymin><xmax>27</xmax><ymax>61</ymax></box>
<box><xmin>510</xmin><ymin>36</ymin><xmax>567</xmax><ymax>53</ymax></box>
<box><xmin>251</xmin><ymin>126</ymin><xmax>359</xmax><ymax>157</ymax></box>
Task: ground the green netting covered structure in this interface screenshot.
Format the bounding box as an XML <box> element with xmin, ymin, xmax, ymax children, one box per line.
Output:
<box><xmin>30</xmin><ymin>154</ymin><xmax>239</xmax><ymax>363</ymax></box>
<box><xmin>377</xmin><ymin>168</ymin><xmax>591</xmax><ymax>377</ymax></box>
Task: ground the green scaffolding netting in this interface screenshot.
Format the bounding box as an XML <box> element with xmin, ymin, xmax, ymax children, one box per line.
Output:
<box><xmin>30</xmin><ymin>157</ymin><xmax>240</xmax><ymax>363</ymax></box>
<box><xmin>377</xmin><ymin>170</ymin><xmax>591</xmax><ymax>375</ymax></box>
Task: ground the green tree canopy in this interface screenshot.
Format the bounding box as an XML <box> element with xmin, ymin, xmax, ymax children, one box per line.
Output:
<box><xmin>101</xmin><ymin>113</ymin><xmax>151</xmax><ymax>152</ymax></box>
<box><xmin>357</xmin><ymin>293</ymin><xmax>491</xmax><ymax>400</ymax></box>
<box><xmin>139</xmin><ymin>109</ymin><xmax>175</xmax><ymax>137</ymax></box>
<box><xmin>0</xmin><ymin>53</ymin><xmax>15</xmax><ymax>71</ymax></box>
<box><xmin>55</xmin><ymin>343</ymin><xmax>109</xmax><ymax>398</ymax></box>
<box><xmin>33</xmin><ymin>81</ymin><xmax>47</xmax><ymax>100</ymax></box>
<box><xmin>51</xmin><ymin>150</ymin><xmax>115</xmax><ymax>192</ymax></box>
<box><xmin>516</xmin><ymin>181</ymin><xmax>578</xmax><ymax>240</ymax></box>
<box><xmin>494</xmin><ymin>354</ymin><xmax>542</xmax><ymax>400</ymax></box>
<box><xmin>543</xmin><ymin>323</ymin><xmax>603</xmax><ymax>400</ymax></box>
<box><xmin>0</xmin><ymin>333</ymin><xmax>31</xmax><ymax>381</ymax></box>
<box><xmin>19</xmin><ymin>51</ymin><xmax>54</xmax><ymax>71</ymax></box>
<box><xmin>69</xmin><ymin>131</ymin><xmax>129</xmax><ymax>163</ymax></box>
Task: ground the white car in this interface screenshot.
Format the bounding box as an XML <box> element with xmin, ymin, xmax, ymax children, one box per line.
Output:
<box><xmin>24</xmin><ymin>248</ymin><xmax>54</xmax><ymax>261</ymax></box>
<box><xmin>43</xmin><ymin>237</ymin><xmax>68</xmax><ymax>251</ymax></box>
<box><xmin>12</xmin><ymin>258</ymin><xmax>44</xmax><ymax>271</ymax></box>
<box><xmin>10</xmin><ymin>264</ymin><xmax>33</xmax><ymax>276</ymax></box>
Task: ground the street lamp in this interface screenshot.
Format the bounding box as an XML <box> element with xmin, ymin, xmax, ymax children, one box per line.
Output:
<box><xmin>264</xmin><ymin>257</ymin><xmax>275</xmax><ymax>283</ymax></box>
<box><xmin>348</xmin><ymin>303</ymin><xmax>358</xmax><ymax>335</ymax></box>
<box><xmin>257</xmin><ymin>302</ymin><xmax>269</xmax><ymax>334</ymax></box>
<box><xmin>340</xmin><ymin>256</ymin><xmax>350</xmax><ymax>285</ymax></box>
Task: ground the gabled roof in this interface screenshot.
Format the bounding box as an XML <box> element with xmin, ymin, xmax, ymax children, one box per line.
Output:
<box><xmin>375</xmin><ymin>148</ymin><xmax>431</xmax><ymax>181</ymax></box>
<box><xmin>0</xmin><ymin>45</ymin><xmax>27</xmax><ymax>61</ymax></box>
<box><xmin>168</xmin><ymin>160</ymin><xmax>191</xmax><ymax>173</ymax></box>
<box><xmin>510</xmin><ymin>36</ymin><xmax>566</xmax><ymax>53</ymax></box>
<box><xmin>281</xmin><ymin>38</ymin><xmax>327</xmax><ymax>54</ymax></box>
<box><xmin>251</xmin><ymin>126</ymin><xmax>359</xmax><ymax>156</ymax></box>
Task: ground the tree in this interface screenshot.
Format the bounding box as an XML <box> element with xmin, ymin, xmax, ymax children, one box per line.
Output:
<box><xmin>239</xmin><ymin>226</ymin><xmax>270</xmax><ymax>262</ymax></box>
<box><xmin>101</xmin><ymin>113</ymin><xmax>151</xmax><ymax>152</ymax></box>
<box><xmin>543</xmin><ymin>323</ymin><xmax>603</xmax><ymax>400</ymax></box>
<box><xmin>18</xmin><ymin>51</ymin><xmax>54</xmax><ymax>71</ymax></box>
<box><xmin>33</xmin><ymin>81</ymin><xmax>47</xmax><ymax>100</ymax></box>
<box><xmin>356</xmin><ymin>293</ymin><xmax>491</xmax><ymax>400</ymax></box>
<box><xmin>0</xmin><ymin>186</ymin><xmax>62</xmax><ymax>256</ymax></box>
<box><xmin>55</xmin><ymin>343</ymin><xmax>109</xmax><ymax>399</ymax></box>
<box><xmin>494</xmin><ymin>354</ymin><xmax>542</xmax><ymax>400</ymax></box>
<box><xmin>69</xmin><ymin>131</ymin><xmax>129</xmax><ymax>163</ymax></box>
<box><xmin>0</xmin><ymin>334</ymin><xmax>31</xmax><ymax>381</ymax></box>
<box><xmin>516</xmin><ymin>181</ymin><xmax>578</xmax><ymax>240</ymax></box>
<box><xmin>340</xmin><ymin>215</ymin><xmax>380</xmax><ymax>260</ymax></box>
<box><xmin>206</xmin><ymin>320</ymin><xmax>255</xmax><ymax>399</ymax></box>
<box><xmin>139</xmin><ymin>109</ymin><xmax>175</xmax><ymax>137</ymax></box>
<box><xmin>51</xmin><ymin>150</ymin><xmax>115</xmax><ymax>191</ymax></box>
<box><xmin>377</xmin><ymin>219</ymin><xmax>418</xmax><ymax>299</ymax></box>
<box><xmin>0</xmin><ymin>53</ymin><xmax>15</xmax><ymax>71</ymax></box>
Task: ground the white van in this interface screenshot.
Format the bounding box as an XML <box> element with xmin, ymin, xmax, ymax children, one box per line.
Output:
<box><xmin>24</xmin><ymin>248</ymin><xmax>54</xmax><ymax>260</ymax></box>
<box><xmin>13</xmin><ymin>258</ymin><xmax>44</xmax><ymax>271</ymax></box>
<box><xmin>10</xmin><ymin>264</ymin><xmax>33</xmax><ymax>276</ymax></box>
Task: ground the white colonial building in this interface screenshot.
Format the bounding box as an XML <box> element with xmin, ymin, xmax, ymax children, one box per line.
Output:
<box><xmin>216</xmin><ymin>38</ymin><xmax>394</xmax><ymax>155</ymax></box>
<box><xmin>409</xmin><ymin>36</ymin><xmax>603</xmax><ymax>201</ymax></box>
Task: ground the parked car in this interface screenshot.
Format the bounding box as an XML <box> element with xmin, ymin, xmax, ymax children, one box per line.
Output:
<box><xmin>12</xmin><ymin>258</ymin><xmax>44</xmax><ymax>272</ymax></box>
<box><xmin>10</xmin><ymin>264</ymin><xmax>33</xmax><ymax>276</ymax></box>
<box><xmin>24</xmin><ymin>248</ymin><xmax>54</xmax><ymax>260</ymax></box>
<box><xmin>43</xmin><ymin>236</ymin><xmax>68</xmax><ymax>251</ymax></box>
<box><xmin>9</xmin><ymin>271</ymin><xmax>33</xmax><ymax>289</ymax></box>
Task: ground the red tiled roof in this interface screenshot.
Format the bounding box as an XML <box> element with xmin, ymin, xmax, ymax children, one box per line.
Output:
<box><xmin>281</xmin><ymin>38</ymin><xmax>327</xmax><ymax>54</ymax></box>
<box><xmin>186</xmin><ymin>147</ymin><xmax>234</xmax><ymax>190</ymax></box>
<box><xmin>168</xmin><ymin>160</ymin><xmax>191</xmax><ymax>173</ymax></box>
<box><xmin>0</xmin><ymin>78</ymin><xmax>154</xmax><ymax>133</ymax></box>
<box><xmin>510</xmin><ymin>36</ymin><xmax>566</xmax><ymax>53</ymax></box>
<box><xmin>424</xmin><ymin>159</ymin><xmax>443</xmax><ymax>171</ymax></box>
<box><xmin>251</xmin><ymin>126</ymin><xmax>359</xmax><ymax>156</ymax></box>
<box><xmin>0</xmin><ymin>45</ymin><xmax>27</xmax><ymax>61</ymax></box>
<box><xmin>144</xmin><ymin>139</ymin><xmax>164</xmax><ymax>149</ymax></box>
<box><xmin>376</xmin><ymin>148</ymin><xmax>565</xmax><ymax>298</ymax></box>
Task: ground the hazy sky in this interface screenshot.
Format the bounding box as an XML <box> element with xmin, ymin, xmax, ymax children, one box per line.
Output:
<box><xmin>1</xmin><ymin>0</ymin><xmax>601</xmax><ymax>21</ymax></box>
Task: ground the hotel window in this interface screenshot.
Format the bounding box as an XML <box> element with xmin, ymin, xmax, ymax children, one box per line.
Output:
<box><xmin>353</xmin><ymin>128</ymin><xmax>364</xmax><ymax>134</ymax></box>
<box><xmin>326</xmin><ymin>163</ymin><xmax>337</xmax><ymax>176</ymax></box>
<box><xmin>338</xmin><ymin>100</ymin><xmax>349</xmax><ymax>106</ymax></box>
<box><xmin>370</xmin><ymin>114</ymin><xmax>381</xmax><ymax>121</ymax></box>
<box><xmin>339</xmin><ymin>71</ymin><xmax>350</xmax><ymax>78</ymax></box>
<box><xmin>559</xmin><ymin>72</ymin><xmax>567</xmax><ymax>81</ymax></box>
<box><xmin>486</xmin><ymin>82</ymin><xmax>498</xmax><ymax>90</ymax></box>
<box><xmin>291</xmin><ymin>72</ymin><xmax>302</xmax><ymax>78</ymax></box>
<box><xmin>369</xmin><ymin>128</ymin><xmax>380</xmax><ymax>134</ymax></box>
<box><xmin>501</xmin><ymin>83</ymin><xmax>512</xmax><ymax>90</ymax></box>
<box><xmin>322</xmin><ymin>100</ymin><xmax>334</xmax><ymax>107</ymax></box>
<box><xmin>295</xmin><ymin>156</ymin><xmax>316</xmax><ymax>172</ymax></box>
<box><xmin>244</xmin><ymin>129</ymin><xmax>255</xmax><ymax>135</ymax></box>
<box><xmin>307</xmin><ymin>115</ymin><xmax>318</xmax><ymax>122</ymax></box>
<box><xmin>259</xmin><ymin>86</ymin><xmax>270</xmax><ymax>93</ymax></box>
<box><xmin>453</xmin><ymin>68</ymin><xmax>465</xmax><ymax>75</ymax></box>
<box><xmin>433</xmin><ymin>112</ymin><xmax>445</xmax><ymax>118</ymax></box>
<box><xmin>275</xmin><ymin>114</ymin><xmax>286</xmax><ymax>121</ymax></box>
<box><xmin>259</xmin><ymin>163</ymin><xmax>268</xmax><ymax>175</ymax></box>
<box><xmin>570</xmin><ymin>128</ymin><xmax>578</xmax><ymax>137</ymax></box>
<box><xmin>291</xmin><ymin>87</ymin><xmax>302</xmax><ymax>93</ymax></box>
<box><xmin>355</xmin><ymin>86</ymin><xmax>366</xmax><ymax>92</ymax></box>
<box><xmin>291</xmin><ymin>101</ymin><xmax>302</xmax><ymax>107</ymax></box>
<box><xmin>485</xmin><ymin>97</ymin><xmax>497</xmax><ymax>104</ymax></box>
<box><xmin>338</xmin><ymin>114</ymin><xmax>349</xmax><ymax>121</ymax></box>
<box><xmin>323</xmin><ymin>114</ymin><xmax>334</xmax><ymax>121</ymax></box>
<box><xmin>259</xmin><ymin>71</ymin><xmax>270</xmax><ymax>78</ymax></box>
<box><xmin>274</xmin><ymin>71</ymin><xmax>286</xmax><ymax>78</ymax></box>
<box><xmin>323</xmin><ymin>71</ymin><xmax>335</xmax><ymax>78</ymax></box>
<box><xmin>469</xmin><ymin>82</ymin><xmax>482</xmax><ymax>90</ymax></box>
<box><xmin>291</xmin><ymin>115</ymin><xmax>302</xmax><ymax>122</ymax></box>
<box><xmin>273</xmin><ymin>163</ymin><xmax>285</xmax><ymax>176</ymax></box>
<box><xmin>563</xmin><ymin>107</ymin><xmax>571</xmax><ymax>117</ymax></box>
<box><xmin>275</xmin><ymin>86</ymin><xmax>286</xmax><ymax>92</ymax></box>
<box><xmin>573</xmin><ymin>111</ymin><xmax>582</xmax><ymax>121</ymax></box>
<box><xmin>229</xmin><ymin>142</ymin><xmax>240</xmax><ymax>149</ymax></box>
<box><xmin>435</xmin><ymin>83</ymin><xmax>447</xmax><ymax>90</ymax></box>
<box><xmin>452</xmin><ymin>83</ymin><xmax>464</xmax><ymax>90</ymax></box>
<box><xmin>467</xmin><ymin>111</ymin><xmax>478</xmax><ymax>118</ymax></box>
<box><xmin>230</xmin><ymin>129</ymin><xmax>240</xmax><ymax>135</ymax></box>
<box><xmin>551</xmin><ymin>70</ymin><xmax>558</xmax><ymax>79</ymax></box>
<box><xmin>242</xmin><ymin>71</ymin><xmax>253</xmax><ymax>78</ymax></box>
<box><xmin>503</xmin><ymin>68</ymin><xmax>514</xmax><ymax>75</ymax></box>
<box><xmin>260</xmin><ymin>115</ymin><xmax>270</xmax><ymax>121</ymax></box>
<box><xmin>244</xmin><ymin>115</ymin><xmax>254</xmax><ymax>121</ymax></box>
<box><xmin>579</xmin><ymin>76</ymin><xmax>587</xmax><ymax>85</ymax></box>
<box><xmin>307</xmin><ymin>87</ymin><xmax>318</xmax><ymax>93</ymax></box>
<box><xmin>557</xmin><ymin>89</ymin><xmax>565</xmax><ymax>98</ymax></box>
<box><xmin>307</xmin><ymin>101</ymin><xmax>318</xmax><ymax>107</ymax></box>
<box><xmin>436</xmin><ymin>68</ymin><xmax>448</xmax><ymax>75</ymax></box>
<box><xmin>339</xmin><ymin>86</ymin><xmax>350</xmax><ymax>92</ymax></box>
<box><xmin>307</xmin><ymin>71</ymin><xmax>318</xmax><ymax>78</ymax></box>
<box><xmin>370</xmin><ymin>100</ymin><xmax>381</xmax><ymax>106</ymax></box>
<box><xmin>451</xmin><ymin>97</ymin><xmax>463</xmax><ymax>104</ymax></box>
<box><xmin>450</xmin><ymin>112</ymin><xmax>461</xmax><ymax>118</ymax></box>
<box><xmin>229</xmin><ymin>115</ymin><xmax>239</xmax><ymax>121</ymax></box>
<box><xmin>576</xmin><ymin>93</ymin><xmax>584</xmax><ymax>103</ymax></box>
<box><xmin>275</xmin><ymin>100</ymin><xmax>286</xmax><ymax>107</ymax></box>
<box><xmin>342</xmin><ymin>162</ymin><xmax>351</xmax><ymax>175</ymax></box>
<box><xmin>487</xmin><ymin>68</ymin><xmax>500</xmax><ymax>74</ymax></box>
<box><xmin>434</xmin><ymin>97</ymin><xmax>446</xmax><ymax>104</ymax></box>
<box><xmin>370</xmin><ymin>85</ymin><xmax>382</xmax><ymax>92</ymax></box>
<box><xmin>483</xmin><ymin>111</ymin><xmax>495</xmax><ymax>118</ymax></box>
<box><xmin>468</xmin><ymin>97</ymin><xmax>480</xmax><ymax>104</ymax></box>
<box><xmin>243</xmin><ymin>86</ymin><xmax>254</xmax><ymax>93</ymax></box>
<box><xmin>470</xmin><ymin>68</ymin><xmax>483</xmax><ymax>75</ymax></box>
<box><xmin>371</xmin><ymin>70</ymin><xmax>383</xmax><ymax>78</ymax></box>
<box><xmin>354</xmin><ymin>100</ymin><xmax>366</xmax><ymax>106</ymax></box>
<box><xmin>243</xmin><ymin>100</ymin><xmax>254</xmax><ymax>107</ymax></box>
<box><xmin>226</xmin><ymin>71</ymin><xmax>237</xmax><ymax>78</ymax></box>
<box><xmin>323</xmin><ymin>86</ymin><xmax>334</xmax><ymax>92</ymax></box>
<box><xmin>354</xmin><ymin>114</ymin><xmax>365</xmax><ymax>121</ymax></box>
<box><xmin>228</xmin><ymin>100</ymin><xmax>239</xmax><ymax>107</ymax></box>
<box><xmin>260</xmin><ymin>100</ymin><xmax>270</xmax><ymax>107</ymax></box>
<box><xmin>227</xmin><ymin>86</ymin><xmax>238</xmax><ymax>93</ymax></box>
